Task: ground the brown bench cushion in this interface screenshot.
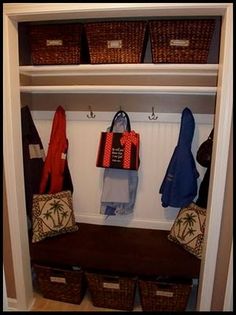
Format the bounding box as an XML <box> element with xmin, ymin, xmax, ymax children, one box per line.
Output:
<box><xmin>29</xmin><ymin>223</ymin><xmax>200</xmax><ymax>279</ymax></box>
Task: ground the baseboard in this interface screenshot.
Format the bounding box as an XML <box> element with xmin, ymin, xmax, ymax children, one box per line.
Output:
<box><xmin>7</xmin><ymin>296</ymin><xmax>36</xmax><ymax>311</ymax></box>
<box><xmin>28</xmin><ymin>296</ymin><xmax>36</xmax><ymax>311</ymax></box>
<box><xmin>7</xmin><ymin>298</ymin><xmax>17</xmax><ymax>311</ymax></box>
<box><xmin>76</xmin><ymin>213</ymin><xmax>173</xmax><ymax>230</ymax></box>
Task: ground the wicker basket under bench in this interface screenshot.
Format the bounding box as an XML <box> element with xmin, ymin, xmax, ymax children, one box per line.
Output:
<box><xmin>85</xmin><ymin>271</ymin><xmax>137</xmax><ymax>311</ymax></box>
<box><xmin>138</xmin><ymin>276</ymin><xmax>192</xmax><ymax>311</ymax></box>
<box><xmin>33</xmin><ymin>263</ymin><xmax>86</xmax><ymax>305</ymax></box>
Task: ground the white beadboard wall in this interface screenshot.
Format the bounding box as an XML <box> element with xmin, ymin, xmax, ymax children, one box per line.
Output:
<box><xmin>33</xmin><ymin>113</ymin><xmax>213</xmax><ymax>231</ymax></box>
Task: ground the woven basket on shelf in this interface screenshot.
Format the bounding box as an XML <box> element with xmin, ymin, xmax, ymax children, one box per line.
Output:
<box><xmin>29</xmin><ymin>23</ymin><xmax>83</xmax><ymax>65</ymax></box>
<box><xmin>33</xmin><ymin>264</ymin><xmax>86</xmax><ymax>304</ymax></box>
<box><xmin>85</xmin><ymin>271</ymin><xmax>137</xmax><ymax>310</ymax></box>
<box><xmin>149</xmin><ymin>19</ymin><xmax>215</xmax><ymax>63</ymax></box>
<box><xmin>138</xmin><ymin>277</ymin><xmax>192</xmax><ymax>311</ymax></box>
<box><xmin>84</xmin><ymin>21</ymin><xmax>147</xmax><ymax>64</ymax></box>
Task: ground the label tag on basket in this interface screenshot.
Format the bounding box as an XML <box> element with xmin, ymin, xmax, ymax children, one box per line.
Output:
<box><xmin>170</xmin><ymin>39</ymin><xmax>190</xmax><ymax>47</ymax></box>
<box><xmin>72</xmin><ymin>266</ymin><xmax>81</xmax><ymax>271</ymax></box>
<box><xmin>46</xmin><ymin>40</ymin><xmax>63</xmax><ymax>46</ymax></box>
<box><xmin>103</xmin><ymin>282</ymin><xmax>120</xmax><ymax>289</ymax></box>
<box><xmin>50</xmin><ymin>276</ymin><xmax>66</xmax><ymax>284</ymax></box>
<box><xmin>107</xmin><ymin>40</ymin><xmax>122</xmax><ymax>49</ymax></box>
<box><xmin>156</xmin><ymin>290</ymin><xmax>174</xmax><ymax>297</ymax></box>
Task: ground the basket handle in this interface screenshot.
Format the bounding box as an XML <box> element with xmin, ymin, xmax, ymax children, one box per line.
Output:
<box><xmin>156</xmin><ymin>282</ymin><xmax>174</xmax><ymax>289</ymax></box>
<box><xmin>102</xmin><ymin>275</ymin><xmax>120</xmax><ymax>283</ymax></box>
<box><xmin>50</xmin><ymin>269</ymin><xmax>66</xmax><ymax>277</ymax></box>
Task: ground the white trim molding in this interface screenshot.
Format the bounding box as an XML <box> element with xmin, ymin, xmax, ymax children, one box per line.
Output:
<box><xmin>223</xmin><ymin>242</ymin><xmax>233</xmax><ymax>311</ymax></box>
<box><xmin>7</xmin><ymin>298</ymin><xmax>18</xmax><ymax>311</ymax></box>
<box><xmin>31</xmin><ymin>110</ymin><xmax>214</xmax><ymax>124</ymax></box>
<box><xmin>3</xmin><ymin>267</ymin><xmax>8</xmax><ymax>311</ymax></box>
<box><xmin>76</xmin><ymin>214</ymin><xmax>173</xmax><ymax>230</ymax></box>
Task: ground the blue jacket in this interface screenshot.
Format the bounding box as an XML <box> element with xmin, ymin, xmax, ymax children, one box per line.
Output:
<box><xmin>159</xmin><ymin>107</ymin><xmax>199</xmax><ymax>208</ymax></box>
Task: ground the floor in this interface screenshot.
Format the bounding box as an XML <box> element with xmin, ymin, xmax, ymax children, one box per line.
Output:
<box><xmin>30</xmin><ymin>290</ymin><xmax>142</xmax><ymax>312</ymax></box>
<box><xmin>30</xmin><ymin>282</ymin><xmax>198</xmax><ymax>312</ymax></box>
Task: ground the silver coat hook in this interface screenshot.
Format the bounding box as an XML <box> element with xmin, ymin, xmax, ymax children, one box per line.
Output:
<box><xmin>148</xmin><ymin>106</ymin><xmax>158</xmax><ymax>120</ymax></box>
<box><xmin>87</xmin><ymin>106</ymin><xmax>96</xmax><ymax>119</ymax></box>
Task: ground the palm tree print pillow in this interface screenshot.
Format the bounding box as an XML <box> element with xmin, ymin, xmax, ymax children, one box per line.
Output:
<box><xmin>168</xmin><ymin>203</ymin><xmax>206</xmax><ymax>259</ymax></box>
<box><xmin>32</xmin><ymin>190</ymin><xmax>78</xmax><ymax>243</ymax></box>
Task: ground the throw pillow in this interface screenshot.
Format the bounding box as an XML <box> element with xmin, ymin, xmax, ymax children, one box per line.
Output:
<box><xmin>168</xmin><ymin>203</ymin><xmax>206</xmax><ymax>259</ymax></box>
<box><xmin>32</xmin><ymin>190</ymin><xmax>78</xmax><ymax>243</ymax></box>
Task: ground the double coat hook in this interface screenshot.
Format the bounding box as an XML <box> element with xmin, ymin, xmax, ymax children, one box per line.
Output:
<box><xmin>148</xmin><ymin>107</ymin><xmax>158</xmax><ymax>120</ymax></box>
<box><xmin>87</xmin><ymin>106</ymin><xmax>96</xmax><ymax>119</ymax></box>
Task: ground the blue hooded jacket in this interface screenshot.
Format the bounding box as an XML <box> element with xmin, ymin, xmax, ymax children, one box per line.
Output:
<box><xmin>159</xmin><ymin>107</ymin><xmax>199</xmax><ymax>208</ymax></box>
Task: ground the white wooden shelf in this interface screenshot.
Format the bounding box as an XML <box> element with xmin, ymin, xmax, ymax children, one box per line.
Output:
<box><xmin>19</xmin><ymin>64</ymin><xmax>218</xmax><ymax>93</ymax></box>
<box><xmin>20</xmin><ymin>85</ymin><xmax>217</xmax><ymax>95</ymax></box>
<box><xmin>19</xmin><ymin>64</ymin><xmax>218</xmax><ymax>77</ymax></box>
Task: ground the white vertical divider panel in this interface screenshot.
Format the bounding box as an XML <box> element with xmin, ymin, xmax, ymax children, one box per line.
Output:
<box><xmin>3</xmin><ymin>15</ymin><xmax>34</xmax><ymax>310</ymax></box>
<box><xmin>197</xmin><ymin>5</ymin><xmax>233</xmax><ymax>311</ymax></box>
<box><xmin>34</xmin><ymin>113</ymin><xmax>212</xmax><ymax>230</ymax></box>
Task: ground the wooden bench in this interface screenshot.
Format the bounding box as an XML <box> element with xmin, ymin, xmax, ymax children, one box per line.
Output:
<box><xmin>29</xmin><ymin>223</ymin><xmax>200</xmax><ymax>279</ymax></box>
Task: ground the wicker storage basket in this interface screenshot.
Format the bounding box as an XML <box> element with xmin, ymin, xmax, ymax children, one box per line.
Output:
<box><xmin>85</xmin><ymin>271</ymin><xmax>137</xmax><ymax>310</ymax></box>
<box><xmin>29</xmin><ymin>23</ymin><xmax>83</xmax><ymax>65</ymax></box>
<box><xmin>149</xmin><ymin>19</ymin><xmax>215</xmax><ymax>63</ymax></box>
<box><xmin>84</xmin><ymin>21</ymin><xmax>147</xmax><ymax>64</ymax></box>
<box><xmin>138</xmin><ymin>277</ymin><xmax>192</xmax><ymax>311</ymax></box>
<box><xmin>33</xmin><ymin>264</ymin><xmax>86</xmax><ymax>304</ymax></box>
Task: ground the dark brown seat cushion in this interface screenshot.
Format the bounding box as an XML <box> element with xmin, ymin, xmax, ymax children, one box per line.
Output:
<box><xmin>29</xmin><ymin>223</ymin><xmax>200</xmax><ymax>279</ymax></box>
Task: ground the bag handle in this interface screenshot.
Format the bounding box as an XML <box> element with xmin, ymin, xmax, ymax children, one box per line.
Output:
<box><xmin>110</xmin><ymin>110</ymin><xmax>131</xmax><ymax>132</ymax></box>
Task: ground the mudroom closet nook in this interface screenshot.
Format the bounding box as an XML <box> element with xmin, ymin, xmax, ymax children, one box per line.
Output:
<box><xmin>3</xmin><ymin>3</ymin><xmax>232</xmax><ymax>312</ymax></box>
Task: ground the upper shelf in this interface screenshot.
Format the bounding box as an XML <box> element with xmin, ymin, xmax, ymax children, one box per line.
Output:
<box><xmin>20</xmin><ymin>85</ymin><xmax>217</xmax><ymax>95</ymax></box>
<box><xmin>19</xmin><ymin>64</ymin><xmax>218</xmax><ymax>77</ymax></box>
<box><xmin>19</xmin><ymin>64</ymin><xmax>218</xmax><ymax>94</ymax></box>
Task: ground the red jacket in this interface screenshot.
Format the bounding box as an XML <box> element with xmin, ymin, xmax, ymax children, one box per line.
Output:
<box><xmin>39</xmin><ymin>106</ymin><xmax>72</xmax><ymax>194</ymax></box>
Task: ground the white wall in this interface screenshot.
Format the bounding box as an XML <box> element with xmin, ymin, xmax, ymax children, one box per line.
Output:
<box><xmin>34</xmin><ymin>114</ymin><xmax>212</xmax><ymax>230</ymax></box>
